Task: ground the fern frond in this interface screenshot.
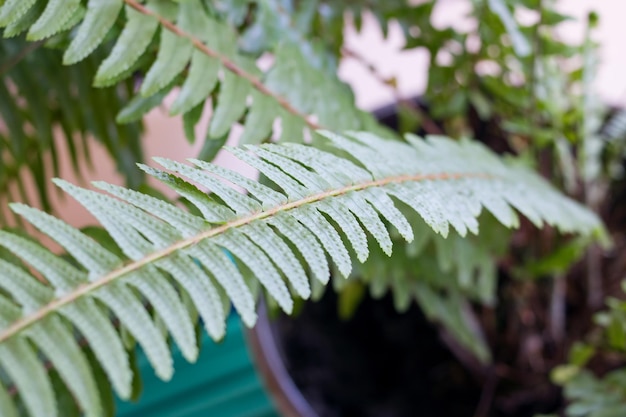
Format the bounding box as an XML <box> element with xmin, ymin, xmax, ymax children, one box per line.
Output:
<box><xmin>0</xmin><ymin>132</ymin><xmax>602</xmax><ymax>415</ymax></box>
<box><xmin>0</xmin><ymin>0</ymin><xmax>364</xmax><ymax>152</ymax></box>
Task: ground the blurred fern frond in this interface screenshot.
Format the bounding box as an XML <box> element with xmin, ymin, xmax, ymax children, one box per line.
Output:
<box><xmin>0</xmin><ymin>0</ymin><xmax>368</xmax><ymax>153</ymax></box>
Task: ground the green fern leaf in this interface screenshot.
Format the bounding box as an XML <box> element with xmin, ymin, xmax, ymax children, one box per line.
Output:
<box><xmin>140</xmin><ymin>28</ymin><xmax>193</xmax><ymax>97</ymax></box>
<box><xmin>91</xmin><ymin>182</ymin><xmax>207</xmax><ymax>240</ymax></box>
<box><xmin>0</xmin><ymin>379</ymin><xmax>17</xmax><ymax>417</ymax></box>
<box><xmin>2</xmin><ymin>1</ymin><xmax>44</xmax><ymax>38</ymax></box>
<box><xmin>91</xmin><ymin>181</ymin><xmax>254</xmax><ymax>327</ymax></box>
<box><xmin>203</xmin><ymin>9</ymin><xmax>238</xmax><ymax>55</ymax></box>
<box><xmin>170</xmin><ymin>50</ymin><xmax>219</xmax><ymax>115</ymax></box>
<box><xmin>63</xmin><ymin>0</ymin><xmax>123</xmax><ymax>65</ymax></box>
<box><xmin>181</xmin><ymin>102</ymin><xmax>205</xmax><ymax>142</ymax></box>
<box><xmin>242</xmin><ymin>222</ymin><xmax>311</xmax><ymax>299</ymax></box>
<box><xmin>7</xmin><ymin>205</ymin><xmax>175</xmax><ymax>381</ymax></box>
<box><xmin>228</xmin><ymin>147</ymin><xmax>309</xmax><ymax>198</ymax></box>
<box><xmin>54</xmin><ymin>181</ymin><xmax>199</xmax><ymax>362</ymax></box>
<box><xmin>252</xmin><ymin>147</ymin><xmax>328</xmax><ymax>190</ymax></box>
<box><xmin>279</xmin><ymin>109</ymin><xmax>306</xmax><ymax>142</ymax></box>
<box><xmin>262</xmin><ymin>142</ymin><xmax>372</xmax><ymax>186</ymax></box>
<box><xmin>0</xmin><ymin>341</ymin><xmax>53</xmax><ymax>417</ymax></box>
<box><xmin>95</xmin><ymin>5</ymin><xmax>159</xmax><ymax>84</ymax></box>
<box><xmin>137</xmin><ymin>164</ymin><xmax>234</xmax><ymax>222</ymax></box>
<box><xmin>1</xmin><ymin>23</ymin><xmax>145</xmax><ymax>217</ymax></box>
<box><xmin>116</xmin><ymin>85</ymin><xmax>173</xmax><ymax>124</ymax></box>
<box><xmin>2</xmin><ymin>0</ymin><xmax>363</xmax><ymax>161</ymax></box>
<box><xmin>0</xmin><ymin>0</ymin><xmax>37</xmax><ymax>27</ymax></box>
<box><xmin>27</xmin><ymin>317</ymin><xmax>102</xmax><ymax>417</ymax></box>
<box><xmin>389</xmin><ymin>181</ymin><xmax>452</xmax><ymax>237</ymax></box>
<box><xmin>55</xmin><ymin>4</ymin><xmax>85</xmax><ymax>35</ymax></box>
<box><xmin>27</xmin><ymin>0</ymin><xmax>81</xmax><ymax>41</ymax></box>
<box><xmin>267</xmin><ymin>213</ymin><xmax>330</xmax><ymax>284</ymax></box>
<box><xmin>61</xmin><ymin>299</ymin><xmax>133</xmax><ymax>398</ymax></box>
<box><xmin>0</xmin><ymin>233</ymin><xmax>133</xmax><ymax>397</ymax></box>
<box><xmin>88</xmin><ymin>183</ymin><xmax>227</xmax><ymax>338</ymax></box>
<box><xmin>362</xmin><ymin>188</ymin><xmax>415</xmax><ymax>242</ymax></box>
<box><xmin>291</xmin><ymin>206</ymin><xmax>354</xmax><ymax>277</ymax></box>
<box><xmin>0</xmin><ymin>231</ymin><xmax>83</xmax><ymax>291</ymax></box>
<box><xmin>343</xmin><ymin>192</ymin><xmax>394</xmax><ymax>256</ymax></box>
<box><xmin>154</xmin><ymin>158</ymin><xmax>261</xmax><ymax>215</ymax></box>
<box><xmin>95</xmin><ymin>284</ymin><xmax>176</xmax><ymax>379</ymax></box>
<box><xmin>0</xmin><ymin>296</ymin><xmax>56</xmax><ymax>417</ymax></box>
<box><xmin>317</xmin><ymin>200</ymin><xmax>370</xmax><ymax>262</ymax></box>
<box><xmin>3</xmin><ymin>0</ymin><xmax>362</xmax><ymax>156</ymax></box>
<box><xmin>208</xmin><ymin>64</ymin><xmax>252</xmax><ymax>138</ymax></box>
<box><xmin>239</xmin><ymin>91</ymin><xmax>279</xmax><ymax>144</ymax></box>
<box><xmin>188</xmin><ymin>159</ymin><xmax>288</xmax><ymax>208</ymax></box>
<box><xmin>215</xmin><ymin>230</ymin><xmax>293</xmax><ymax>313</ymax></box>
<box><xmin>0</xmin><ymin>259</ymin><xmax>53</xmax><ymax>310</ymax></box>
<box><xmin>186</xmin><ymin>241</ymin><xmax>257</xmax><ymax>326</ymax></box>
<box><xmin>169</xmin><ymin>0</ymin><xmax>221</xmax><ymax>115</ymax></box>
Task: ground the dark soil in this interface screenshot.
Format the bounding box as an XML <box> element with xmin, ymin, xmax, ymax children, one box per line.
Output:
<box><xmin>273</xmin><ymin>290</ymin><xmax>481</xmax><ymax>417</ymax></box>
<box><xmin>273</xmin><ymin>287</ymin><xmax>568</xmax><ymax>417</ymax></box>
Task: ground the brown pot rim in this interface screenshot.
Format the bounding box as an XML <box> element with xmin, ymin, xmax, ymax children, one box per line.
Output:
<box><xmin>245</xmin><ymin>302</ymin><xmax>318</xmax><ymax>417</ymax></box>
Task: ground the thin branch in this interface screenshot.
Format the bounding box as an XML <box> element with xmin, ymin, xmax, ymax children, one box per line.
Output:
<box><xmin>0</xmin><ymin>170</ymin><xmax>489</xmax><ymax>344</ymax></box>
<box><xmin>439</xmin><ymin>328</ymin><xmax>486</xmax><ymax>379</ymax></box>
<box><xmin>586</xmin><ymin>244</ymin><xmax>603</xmax><ymax>309</ymax></box>
<box><xmin>438</xmin><ymin>299</ymin><xmax>492</xmax><ymax>380</ymax></box>
<box><xmin>341</xmin><ymin>46</ymin><xmax>443</xmax><ymax>135</ymax></box>
<box><xmin>474</xmin><ymin>366</ymin><xmax>498</xmax><ymax>417</ymax></box>
<box><xmin>549</xmin><ymin>273</ymin><xmax>566</xmax><ymax>344</ymax></box>
<box><xmin>123</xmin><ymin>0</ymin><xmax>321</xmax><ymax>131</ymax></box>
<box><xmin>581</xmin><ymin>18</ymin><xmax>604</xmax><ymax>309</ymax></box>
<box><xmin>0</xmin><ymin>40</ymin><xmax>44</xmax><ymax>76</ymax></box>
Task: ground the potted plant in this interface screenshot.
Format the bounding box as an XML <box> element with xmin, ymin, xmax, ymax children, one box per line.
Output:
<box><xmin>0</xmin><ymin>1</ymin><xmax>622</xmax><ymax>417</ymax></box>
<box><xmin>247</xmin><ymin>3</ymin><xmax>626</xmax><ymax>416</ymax></box>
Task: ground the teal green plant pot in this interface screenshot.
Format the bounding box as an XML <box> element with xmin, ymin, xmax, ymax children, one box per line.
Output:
<box><xmin>114</xmin><ymin>314</ymin><xmax>279</xmax><ymax>417</ymax></box>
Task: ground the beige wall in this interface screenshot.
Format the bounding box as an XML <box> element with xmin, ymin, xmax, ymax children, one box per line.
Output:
<box><xmin>341</xmin><ymin>0</ymin><xmax>626</xmax><ymax>109</ymax></box>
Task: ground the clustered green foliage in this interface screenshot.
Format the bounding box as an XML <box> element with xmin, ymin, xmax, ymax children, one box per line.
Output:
<box><xmin>561</xmin><ymin>368</ymin><xmax>626</xmax><ymax>417</ymax></box>
<box><xmin>0</xmin><ymin>37</ymin><xmax>144</xmax><ymax>222</ymax></box>
<box><xmin>551</xmin><ymin>293</ymin><xmax>626</xmax><ymax>416</ymax></box>
<box><xmin>0</xmin><ymin>0</ymin><xmax>622</xmax><ymax>416</ymax></box>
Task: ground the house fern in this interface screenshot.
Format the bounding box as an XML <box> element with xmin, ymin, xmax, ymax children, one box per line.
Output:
<box><xmin>0</xmin><ymin>131</ymin><xmax>603</xmax><ymax>416</ymax></box>
<box><xmin>0</xmin><ymin>0</ymin><xmax>618</xmax><ymax>415</ymax></box>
